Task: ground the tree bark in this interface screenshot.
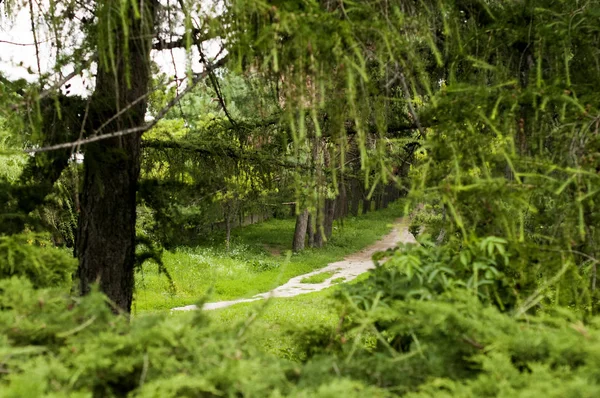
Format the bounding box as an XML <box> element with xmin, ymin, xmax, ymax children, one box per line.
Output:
<box><xmin>350</xmin><ymin>179</ymin><xmax>360</xmax><ymax>216</ymax></box>
<box><xmin>334</xmin><ymin>177</ymin><xmax>348</xmax><ymax>220</ymax></box>
<box><xmin>314</xmin><ymin>206</ymin><xmax>324</xmax><ymax>248</ymax></box>
<box><xmin>292</xmin><ymin>208</ymin><xmax>309</xmax><ymax>252</ymax></box>
<box><xmin>225</xmin><ymin>203</ymin><xmax>233</xmax><ymax>251</ymax></box>
<box><xmin>307</xmin><ymin>212</ymin><xmax>315</xmax><ymax>248</ymax></box>
<box><xmin>375</xmin><ymin>188</ymin><xmax>382</xmax><ymax>211</ymax></box>
<box><xmin>323</xmin><ymin>198</ymin><xmax>336</xmax><ymax>240</ymax></box>
<box><xmin>76</xmin><ymin>0</ymin><xmax>156</xmax><ymax>313</ymax></box>
<box><xmin>362</xmin><ymin>198</ymin><xmax>370</xmax><ymax>214</ymax></box>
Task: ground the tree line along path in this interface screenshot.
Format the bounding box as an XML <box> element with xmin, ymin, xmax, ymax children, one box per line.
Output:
<box><xmin>172</xmin><ymin>217</ymin><xmax>416</xmax><ymax>311</ymax></box>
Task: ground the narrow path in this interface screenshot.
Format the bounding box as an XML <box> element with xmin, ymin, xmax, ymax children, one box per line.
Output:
<box><xmin>172</xmin><ymin>218</ymin><xmax>416</xmax><ymax>311</ymax></box>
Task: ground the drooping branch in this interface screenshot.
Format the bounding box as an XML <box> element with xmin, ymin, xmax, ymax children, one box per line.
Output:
<box><xmin>25</xmin><ymin>55</ymin><xmax>229</xmax><ymax>154</ymax></box>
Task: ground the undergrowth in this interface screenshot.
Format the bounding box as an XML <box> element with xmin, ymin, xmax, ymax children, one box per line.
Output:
<box><xmin>300</xmin><ymin>271</ymin><xmax>335</xmax><ymax>284</ymax></box>
<box><xmin>4</xmin><ymin>238</ymin><xmax>600</xmax><ymax>396</ymax></box>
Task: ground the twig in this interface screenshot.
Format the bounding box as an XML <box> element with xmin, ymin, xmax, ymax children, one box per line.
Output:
<box><xmin>139</xmin><ymin>353</ymin><xmax>149</xmax><ymax>387</ymax></box>
<box><xmin>37</xmin><ymin>56</ymin><xmax>96</xmax><ymax>101</ymax></box>
<box><xmin>461</xmin><ymin>335</ymin><xmax>485</xmax><ymax>350</ymax></box>
<box><xmin>56</xmin><ymin>316</ymin><xmax>97</xmax><ymax>338</ymax></box>
<box><xmin>514</xmin><ymin>260</ymin><xmax>572</xmax><ymax>318</ymax></box>
<box><xmin>28</xmin><ymin>0</ymin><xmax>41</xmax><ymax>76</ymax></box>
<box><xmin>0</xmin><ymin>39</ymin><xmax>46</xmax><ymax>46</ymax></box>
<box><xmin>177</xmin><ymin>0</ymin><xmax>237</xmax><ymax>127</ymax></box>
<box><xmin>398</xmin><ymin>68</ymin><xmax>426</xmax><ymax>140</ymax></box>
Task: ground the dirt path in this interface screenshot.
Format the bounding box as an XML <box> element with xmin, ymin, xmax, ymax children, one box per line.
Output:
<box><xmin>172</xmin><ymin>218</ymin><xmax>416</xmax><ymax>311</ymax></box>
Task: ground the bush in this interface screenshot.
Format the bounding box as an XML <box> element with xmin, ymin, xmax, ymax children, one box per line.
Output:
<box><xmin>301</xmin><ymin>239</ymin><xmax>600</xmax><ymax>396</ymax></box>
<box><xmin>0</xmin><ymin>277</ymin><xmax>388</xmax><ymax>397</ymax></box>
<box><xmin>0</xmin><ymin>233</ymin><xmax>76</xmax><ymax>288</ymax></box>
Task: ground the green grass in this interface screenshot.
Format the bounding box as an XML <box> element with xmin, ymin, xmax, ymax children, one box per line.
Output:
<box><xmin>133</xmin><ymin>201</ymin><xmax>405</xmax><ymax>314</ymax></box>
<box><xmin>300</xmin><ymin>271</ymin><xmax>335</xmax><ymax>284</ymax></box>
<box><xmin>331</xmin><ymin>277</ymin><xmax>346</xmax><ymax>284</ymax></box>
<box><xmin>206</xmin><ymin>289</ymin><xmax>340</xmax><ymax>360</ymax></box>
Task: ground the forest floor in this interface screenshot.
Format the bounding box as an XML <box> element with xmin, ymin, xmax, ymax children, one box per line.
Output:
<box><xmin>172</xmin><ymin>217</ymin><xmax>416</xmax><ymax>311</ymax></box>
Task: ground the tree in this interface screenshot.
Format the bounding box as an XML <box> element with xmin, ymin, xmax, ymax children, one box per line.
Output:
<box><xmin>74</xmin><ymin>0</ymin><xmax>157</xmax><ymax>312</ymax></box>
<box><xmin>0</xmin><ymin>0</ymin><xmax>229</xmax><ymax>312</ymax></box>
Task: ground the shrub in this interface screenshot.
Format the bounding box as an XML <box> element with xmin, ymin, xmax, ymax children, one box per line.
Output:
<box><xmin>0</xmin><ymin>233</ymin><xmax>76</xmax><ymax>288</ymax></box>
<box><xmin>0</xmin><ymin>277</ymin><xmax>387</xmax><ymax>397</ymax></box>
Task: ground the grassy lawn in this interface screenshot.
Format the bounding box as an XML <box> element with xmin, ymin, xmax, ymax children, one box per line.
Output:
<box><xmin>300</xmin><ymin>271</ymin><xmax>336</xmax><ymax>284</ymax></box>
<box><xmin>165</xmin><ymin>289</ymin><xmax>341</xmax><ymax>361</ymax></box>
<box><xmin>133</xmin><ymin>202</ymin><xmax>405</xmax><ymax>314</ymax></box>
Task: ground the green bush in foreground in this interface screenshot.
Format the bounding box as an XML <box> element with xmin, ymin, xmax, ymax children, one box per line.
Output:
<box><xmin>0</xmin><ymin>277</ymin><xmax>385</xmax><ymax>397</ymax></box>
<box><xmin>316</xmin><ymin>238</ymin><xmax>600</xmax><ymax>396</ymax></box>
<box><xmin>4</xmin><ymin>235</ymin><xmax>600</xmax><ymax>397</ymax></box>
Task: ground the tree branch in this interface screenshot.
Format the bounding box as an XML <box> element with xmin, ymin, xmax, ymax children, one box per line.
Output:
<box><xmin>25</xmin><ymin>56</ymin><xmax>229</xmax><ymax>154</ymax></box>
<box><xmin>153</xmin><ymin>28</ymin><xmax>216</xmax><ymax>50</ymax></box>
<box><xmin>37</xmin><ymin>56</ymin><xmax>96</xmax><ymax>101</ymax></box>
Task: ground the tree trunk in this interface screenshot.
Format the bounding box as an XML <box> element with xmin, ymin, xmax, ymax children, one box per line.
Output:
<box><xmin>76</xmin><ymin>1</ymin><xmax>156</xmax><ymax>313</ymax></box>
<box><xmin>362</xmin><ymin>198</ymin><xmax>370</xmax><ymax>214</ymax></box>
<box><xmin>334</xmin><ymin>177</ymin><xmax>348</xmax><ymax>221</ymax></box>
<box><xmin>225</xmin><ymin>203</ymin><xmax>233</xmax><ymax>251</ymax></box>
<box><xmin>307</xmin><ymin>212</ymin><xmax>315</xmax><ymax>248</ymax></box>
<box><xmin>375</xmin><ymin>188</ymin><xmax>382</xmax><ymax>211</ymax></box>
<box><xmin>382</xmin><ymin>184</ymin><xmax>393</xmax><ymax>208</ymax></box>
<box><xmin>292</xmin><ymin>209</ymin><xmax>309</xmax><ymax>252</ymax></box>
<box><xmin>323</xmin><ymin>198</ymin><xmax>336</xmax><ymax>240</ymax></box>
<box><xmin>314</xmin><ymin>206</ymin><xmax>324</xmax><ymax>248</ymax></box>
<box><xmin>350</xmin><ymin>179</ymin><xmax>360</xmax><ymax>216</ymax></box>
<box><xmin>226</xmin><ymin>217</ymin><xmax>232</xmax><ymax>250</ymax></box>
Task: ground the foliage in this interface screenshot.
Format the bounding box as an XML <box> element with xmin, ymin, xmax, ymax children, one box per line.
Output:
<box><xmin>0</xmin><ymin>277</ymin><xmax>388</xmax><ymax>397</ymax></box>
<box><xmin>408</xmin><ymin>203</ymin><xmax>444</xmax><ymax>239</ymax></box>
<box><xmin>3</xmin><ymin>0</ymin><xmax>600</xmax><ymax>395</ymax></box>
<box><xmin>290</xmin><ymin>238</ymin><xmax>600</xmax><ymax>396</ymax></box>
<box><xmin>0</xmin><ymin>121</ymin><xmax>27</xmax><ymax>183</ymax></box>
<box><xmin>0</xmin><ymin>233</ymin><xmax>76</xmax><ymax>288</ymax></box>
<box><xmin>403</xmin><ymin>0</ymin><xmax>600</xmax><ymax>314</ymax></box>
<box><xmin>134</xmin><ymin>203</ymin><xmax>403</xmax><ymax>312</ymax></box>
<box><xmin>139</xmin><ymin>105</ymin><xmax>285</xmax><ymax>247</ymax></box>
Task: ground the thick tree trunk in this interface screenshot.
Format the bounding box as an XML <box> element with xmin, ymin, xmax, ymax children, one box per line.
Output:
<box><xmin>292</xmin><ymin>209</ymin><xmax>309</xmax><ymax>252</ymax></box>
<box><xmin>76</xmin><ymin>1</ymin><xmax>156</xmax><ymax>313</ymax></box>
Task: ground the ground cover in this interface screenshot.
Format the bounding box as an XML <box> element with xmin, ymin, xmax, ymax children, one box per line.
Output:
<box><xmin>202</xmin><ymin>289</ymin><xmax>340</xmax><ymax>361</ymax></box>
<box><xmin>133</xmin><ymin>202</ymin><xmax>405</xmax><ymax>313</ymax></box>
<box><xmin>300</xmin><ymin>271</ymin><xmax>336</xmax><ymax>284</ymax></box>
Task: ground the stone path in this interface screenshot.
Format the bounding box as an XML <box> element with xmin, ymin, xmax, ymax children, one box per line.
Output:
<box><xmin>172</xmin><ymin>218</ymin><xmax>415</xmax><ymax>311</ymax></box>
